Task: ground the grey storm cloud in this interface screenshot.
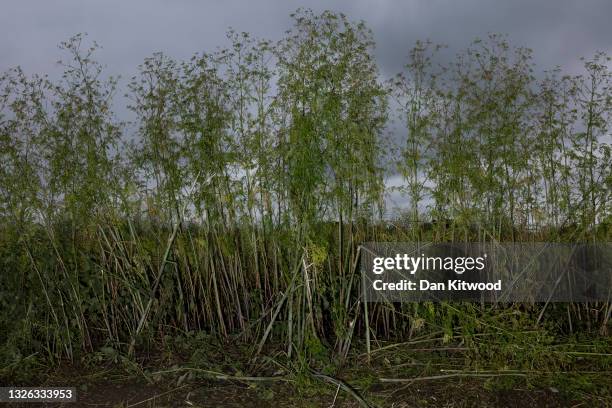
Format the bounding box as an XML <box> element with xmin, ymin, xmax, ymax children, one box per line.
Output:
<box><xmin>2</xmin><ymin>0</ymin><xmax>611</xmax><ymax>81</ymax></box>
<box><xmin>1</xmin><ymin>0</ymin><xmax>610</xmax><ymax>213</ymax></box>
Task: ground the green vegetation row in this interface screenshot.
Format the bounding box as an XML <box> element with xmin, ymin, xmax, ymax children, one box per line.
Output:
<box><xmin>0</xmin><ymin>9</ymin><xmax>610</xmax><ymax>378</ymax></box>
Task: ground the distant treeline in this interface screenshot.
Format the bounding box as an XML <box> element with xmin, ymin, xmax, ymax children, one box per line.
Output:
<box><xmin>0</xmin><ymin>10</ymin><xmax>610</xmax><ymax>367</ymax></box>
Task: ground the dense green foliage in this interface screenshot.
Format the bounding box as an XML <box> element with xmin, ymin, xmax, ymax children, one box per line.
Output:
<box><xmin>0</xmin><ymin>10</ymin><xmax>610</xmax><ymax>381</ymax></box>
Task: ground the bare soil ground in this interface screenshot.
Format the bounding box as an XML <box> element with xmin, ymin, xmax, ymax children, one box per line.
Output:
<box><xmin>3</xmin><ymin>367</ymin><xmax>605</xmax><ymax>408</ymax></box>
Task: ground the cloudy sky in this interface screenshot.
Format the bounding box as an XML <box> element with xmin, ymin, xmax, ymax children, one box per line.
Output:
<box><xmin>2</xmin><ymin>0</ymin><xmax>610</xmax><ymax>212</ymax></box>
<box><xmin>2</xmin><ymin>0</ymin><xmax>611</xmax><ymax>80</ymax></box>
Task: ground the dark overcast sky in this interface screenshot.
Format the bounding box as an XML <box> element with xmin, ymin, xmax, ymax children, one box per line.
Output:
<box><xmin>2</xmin><ymin>0</ymin><xmax>610</xmax><ymax>211</ymax></box>
<box><xmin>2</xmin><ymin>0</ymin><xmax>611</xmax><ymax>81</ymax></box>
